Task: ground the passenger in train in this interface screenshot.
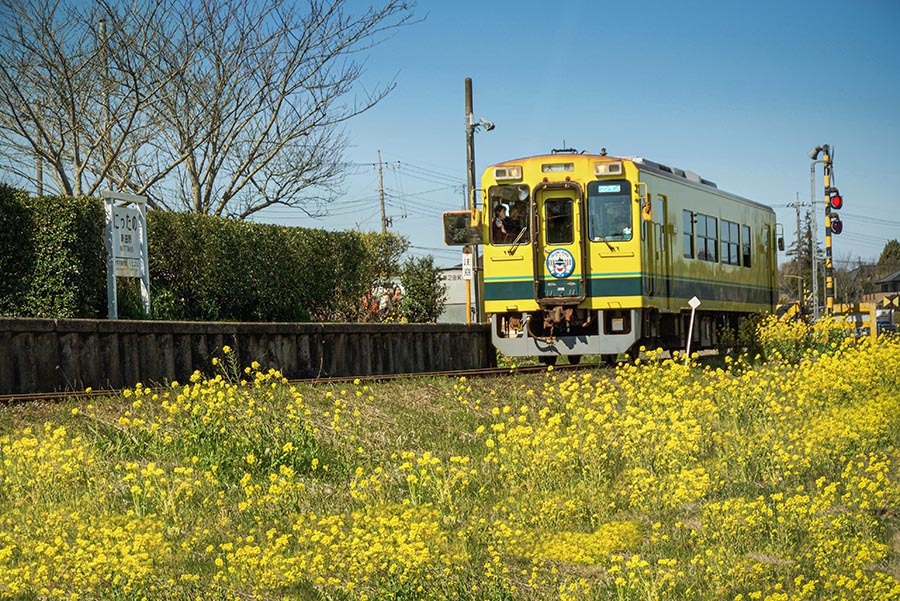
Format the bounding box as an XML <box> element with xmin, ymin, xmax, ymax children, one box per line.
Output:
<box><xmin>506</xmin><ymin>201</ymin><xmax>527</xmax><ymax>239</ymax></box>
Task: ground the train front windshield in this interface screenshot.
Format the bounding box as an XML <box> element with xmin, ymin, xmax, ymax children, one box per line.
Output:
<box><xmin>488</xmin><ymin>184</ymin><xmax>530</xmax><ymax>245</ymax></box>
<box><xmin>587</xmin><ymin>180</ymin><xmax>632</xmax><ymax>242</ymax></box>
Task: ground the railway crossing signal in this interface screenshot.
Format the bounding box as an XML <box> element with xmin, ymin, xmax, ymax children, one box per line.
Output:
<box><xmin>831</xmin><ymin>214</ymin><xmax>843</xmax><ymax>235</ymax></box>
<box><xmin>809</xmin><ymin>144</ymin><xmax>840</xmax><ymax>314</ymax></box>
<box><xmin>828</xmin><ymin>187</ymin><xmax>843</xmax><ymax>235</ymax></box>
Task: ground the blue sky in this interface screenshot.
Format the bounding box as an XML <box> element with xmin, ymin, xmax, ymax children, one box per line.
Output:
<box><xmin>258</xmin><ymin>0</ymin><xmax>900</xmax><ymax>268</ymax></box>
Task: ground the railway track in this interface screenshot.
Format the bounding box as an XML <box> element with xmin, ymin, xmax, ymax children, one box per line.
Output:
<box><xmin>0</xmin><ymin>360</ymin><xmax>607</xmax><ymax>405</ymax></box>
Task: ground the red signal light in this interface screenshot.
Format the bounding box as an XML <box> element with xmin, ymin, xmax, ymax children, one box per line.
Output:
<box><xmin>830</xmin><ymin>193</ymin><xmax>843</xmax><ymax>210</ymax></box>
<box><xmin>831</xmin><ymin>215</ymin><xmax>843</xmax><ymax>235</ymax></box>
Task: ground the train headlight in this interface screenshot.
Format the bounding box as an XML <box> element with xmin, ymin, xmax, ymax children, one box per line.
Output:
<box><xmin>594</xmin><ymin>162</ymin><xmax>623</xmax><ymax>176</ymax></box>
<box><xmin>494</xmin><ymin>166</ymin><xmax>522</xmax><ymax>181</ymax></box>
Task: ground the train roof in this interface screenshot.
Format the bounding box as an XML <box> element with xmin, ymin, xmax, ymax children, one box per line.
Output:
<box><xmin>491</xmin><ymin>152</ymin><xmax>775</xmax><ymax>214</ymax></box>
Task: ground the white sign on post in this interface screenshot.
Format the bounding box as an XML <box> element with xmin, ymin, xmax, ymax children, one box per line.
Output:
<box><xmin>462</xmin><ymin>251</ymin><xmax>473</xmax><ymax>281</ymax></box>
<box><xmin>684</xmin><ymin>295</ymin><xmax>701</xmax><ymax>363</ymax></box>
<box><xmin>103</xmin><ymin>191</ymin><xmax>150</xmax><ymax>319</ymax></box>
<box><xmin>111</xmin><ymin>204</ymin><xmax>145</xmax><ymax>277</ymax></box>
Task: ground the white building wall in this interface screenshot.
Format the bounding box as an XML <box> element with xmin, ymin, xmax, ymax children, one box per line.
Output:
<box><xmin>438</xmin><ymin>268</ymin><xmax>472</xmax><ymax>323</ymax></box>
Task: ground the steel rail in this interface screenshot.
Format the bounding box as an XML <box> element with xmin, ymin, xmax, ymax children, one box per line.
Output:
<box><xmin>0</xmin><ymin>361</ymin><xmax>608</xmax><ymax>405</ymax></box>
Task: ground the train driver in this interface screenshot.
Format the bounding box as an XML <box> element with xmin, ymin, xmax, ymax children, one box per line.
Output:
<box><xmin>493</xmin><ymin>203</ymin><xmax>510</xmax><ymax>243</ymax></box>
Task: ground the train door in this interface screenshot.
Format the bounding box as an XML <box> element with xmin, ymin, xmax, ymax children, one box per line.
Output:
<box><xmin>648</xmin><ymin>194</ymin><xmax>671</xmax><ymax>306</ymax></box>
<box><xmin>532</xmin><ymin>182</ymin><xmax>586</xmax><ymax>304</ymax></box>
<box><xmin>764</xmin><ymin>224</ymin><xmax>776</xmax><ymax>308</ymax></box>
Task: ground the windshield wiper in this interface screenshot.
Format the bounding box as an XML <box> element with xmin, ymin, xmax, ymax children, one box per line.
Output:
<box><xmin>507</xmin><ymin>226</ymin><xmax>528</xmax><ymax>255</ymax></box>
<box><xmin>594</xmin><ymin>235</ymin><xmax>616</xmax><ymax>251</ymax></box>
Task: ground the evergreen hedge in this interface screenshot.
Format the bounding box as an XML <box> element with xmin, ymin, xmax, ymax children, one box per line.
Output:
<box><xmin>0</xmin><ymin>185</ymin><xmax>106</xmax><ymax>318</ymax></box>
<box><xmin>0</xmin><ymin>184</ymin><xmax>33</xmax><ymax>316</ymax></box>
<box><xmin>0</xmin><ymin>186</ymin><xmax>406</xmax><ymax>322</ymax></box>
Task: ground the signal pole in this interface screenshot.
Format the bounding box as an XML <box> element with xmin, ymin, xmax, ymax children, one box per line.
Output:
<box><xmin>810</xmin><ymin>144</ymin><xmax>840</xmax><ymax>316</ymax></box>
<box><xmin>822</xmin><ymin>146</ymin><xmax>835</xmax><ymax>315</ymax></box>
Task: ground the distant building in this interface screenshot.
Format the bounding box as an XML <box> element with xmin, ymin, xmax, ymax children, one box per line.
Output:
<box><xmin>875</xmin><ymin>269</ymin><xmax>900</xmax><ymax>295</ymax></box>
<box><xmin>864</xmin><ymin>269</ymin><xmax>900</xmax><ymax>319</ymax></box>
<box><xmin>438</xmin><ymin>263</ymin><xmax>474</xmax><ymax>323</ymax></box>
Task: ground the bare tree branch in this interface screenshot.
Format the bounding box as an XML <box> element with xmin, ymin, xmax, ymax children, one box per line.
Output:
<box><xmin>0</xmin><ymin>0</ymin><xmax>417</xmax><ymax>219</ymax></box>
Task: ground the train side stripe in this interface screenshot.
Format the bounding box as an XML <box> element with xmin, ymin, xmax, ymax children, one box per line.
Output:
<box><xmin>484</xmin><ymin>275</ymin><xmax>773</xmax><ymax>305</ymax></box>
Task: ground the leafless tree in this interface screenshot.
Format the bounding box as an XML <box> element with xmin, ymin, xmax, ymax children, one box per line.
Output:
<box><xmin>0</xmin><ymin>0</ymin><xmax>416</xmax><ymax>218</ymax></box>
<box><xmin>0</xmin><ymin>0</ymin><xmax>166</xmax><ymax>197</ymax></box>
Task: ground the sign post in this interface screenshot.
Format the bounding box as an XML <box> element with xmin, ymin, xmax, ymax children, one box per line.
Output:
<box><xmin>462</xmin><ymin>249</ymin><xmax>473</xmax><ymax>324</ymax></box>
<box><xmin>684</xmin><ymin>296</ymin><xmax>701</xmax><ymax>364</ymax></box>
<box><xmin>103</xmin><ymin>191</ymin><xmax>150</xmax><ymax>319</ymax></box>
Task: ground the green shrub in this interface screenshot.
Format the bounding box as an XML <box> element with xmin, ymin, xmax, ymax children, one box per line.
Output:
<box><xmin>146</xmin><ymin>212</ymin><xmax>405</xmax><ymax>322</ymax></box>
<box><xmin>399</xmin><ymin>256</ymin><xmax>446</xmax><ymax>323</ymax></box>
<box><xmin>15</xmin><ymin>194</ymin><xmax>106</xmax><ymax>318</ymax></box>
<box><xmin>0</xmin><ymin>187</ymin><xmax>411</xmax><ymax>322</ymax></box>
<box><xmin>0</xmin><ymin>184</ymin><xmax>34</xmax><ymax>315</ymax></box>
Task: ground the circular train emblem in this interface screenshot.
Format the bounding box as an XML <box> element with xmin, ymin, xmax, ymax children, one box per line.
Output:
<box><xmin>546</xmin><ymin>248</ymin><xmax>575</xmax><ymax>278</ymax></box>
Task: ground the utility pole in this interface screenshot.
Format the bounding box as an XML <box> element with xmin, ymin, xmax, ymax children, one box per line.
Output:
<box><xmin>36</xmin><ymin>155</ymin><xmax>43</xmax><ymax>196</ymax></box>
<box><xmin>377</xmin><ymin>149</ymin><xmax>387</xmax><ymax>234</ymax></box>
<box><xmin>99</xmin><ymin>17</ymin><xmax>111</xmax><ymax>189</ymax></box>
<box><xmin>465</xmin><ymin>78</ymin><xmax>482</xmax><ymax>322</ymax></box>
<box><xmin>788</xmin><ymin>195</ymin><xmax>804</xmax><ymax>306</ymax></box>
<box><xmin>809</xmin><ymin>202</ymin><xmax>818</xmax><ymax>318</ymax></box>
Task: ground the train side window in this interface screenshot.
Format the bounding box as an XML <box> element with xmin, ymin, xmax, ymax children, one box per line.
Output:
<box><xmin>697</xmin><ymin>213</ymin><xmax>718</xmax><ymax>262</ymax></box>
<box><xmin>545</xmin><ymin>198</ymin><xmax>573</xmax><ymax>245</ymax></box>
<box><xmin>742</xmin><ymin>224</ymin><xmax>751</xmax><ymax>267</ymax></box>
<box><xmin>683</xmin><ymin>210</ymin><xmax>695</xmax><ymax>258</ymax></box>
<box><xmin>721</xmin><ymin>220</ymin><xmax>740</xmax><ymax>265</ymax></box>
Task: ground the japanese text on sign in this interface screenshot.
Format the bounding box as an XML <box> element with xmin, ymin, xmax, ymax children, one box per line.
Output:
<box><xmin>112</xmin><ymin>205</ymin><xmax>144</xmax><ymax>277</ymax></box>
<box><xmin>462</xmin><ymin>251</ymin><xmax>473</xmax><ymax>280</ymax></box>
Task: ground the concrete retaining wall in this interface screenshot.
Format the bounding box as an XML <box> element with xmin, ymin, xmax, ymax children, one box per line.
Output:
<box><xmin>0</xmin><ymin>318</ymin><xmax>494</xmax><ymax>395</ymax></box>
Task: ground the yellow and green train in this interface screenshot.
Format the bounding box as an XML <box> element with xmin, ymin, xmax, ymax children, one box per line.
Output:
<box><xmin>447</xmin><ymin>149</ymin><xmax>779</xmax><ymax>363</ymax></box>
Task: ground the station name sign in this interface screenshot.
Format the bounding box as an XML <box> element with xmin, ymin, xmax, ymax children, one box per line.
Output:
<box><xmin>102</xmin><ymin>191</ymin><xmax>150</xmax><ymax>319</ymax></box>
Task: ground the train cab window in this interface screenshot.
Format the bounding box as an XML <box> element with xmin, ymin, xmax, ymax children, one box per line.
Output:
<box><xmin>587</xmin><ymin>180</ymin><xmax>632</xmax><ymax>242</ymax></box>
<box><xmin>742</xmin><ymin>225</ymin><xmax>752</xmax><ymax>267</ymax></box>
<box><xmin>722</xmin><ymin>220</ymin><xmax>740</xmax><ymax>265</ymax></box>
<box><xmin>696</xmin><ymin>213</ymin><xmax>718</xmax><ymax>262</ymax></box>
<box><xmin>545</xmin><ymin>198</ymin><xmax>573</xmax><ymax>244</ymax></box>
<box><xmin>683</xmin><ymin>210</ymin><xmax>695</xmax><ymax>258</ymax></box>
<box><xmin>488</xmin><ymin>185</ymin><xmax>530</xmax><ymax>245</ymax></box>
